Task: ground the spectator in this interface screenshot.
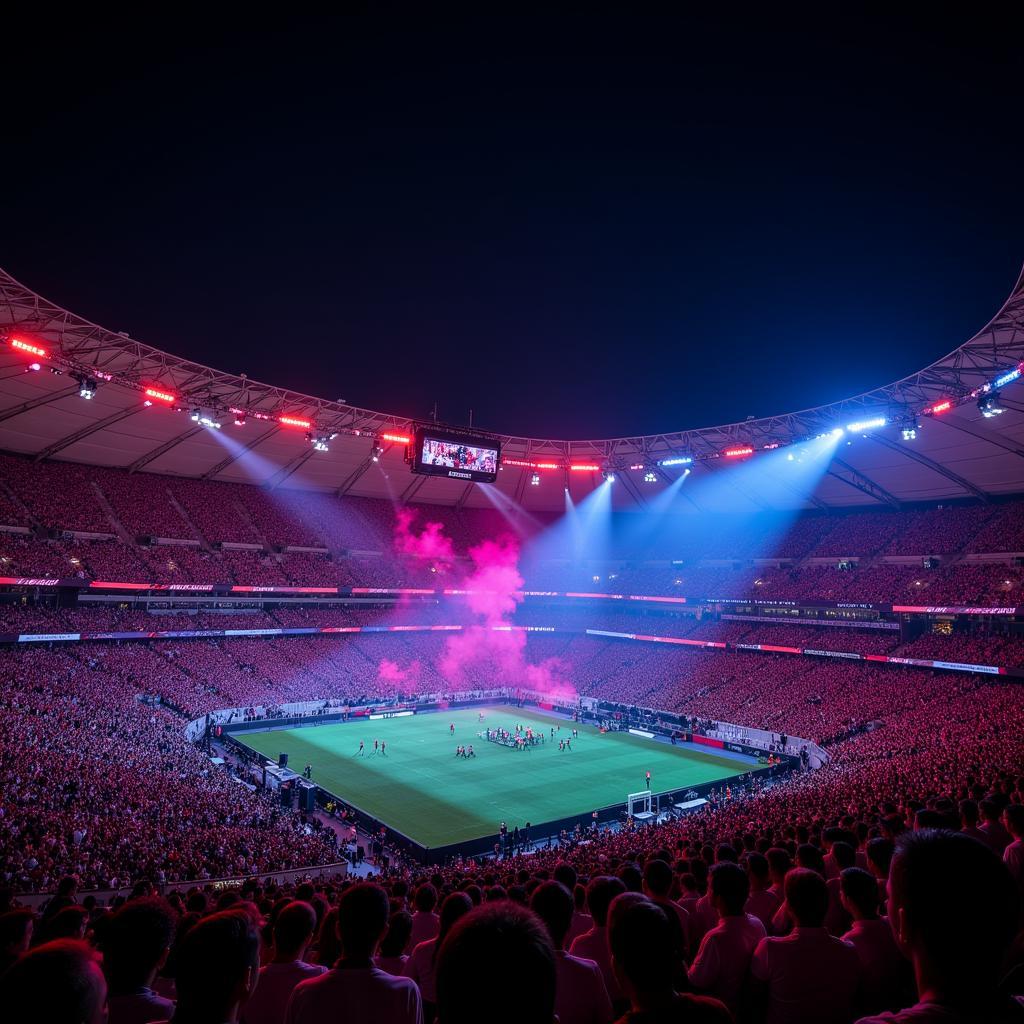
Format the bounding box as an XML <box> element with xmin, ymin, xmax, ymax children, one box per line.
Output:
<box><xmin>288</xmin><ymin>883</ymin><xmax>421</xmax><ymax>1024</ymax></box>
<box><xmin>687</xmin><ymin>861</ymin><xmax>766</xmax><ymax>1016</ymax></box>
<box><xmin>856</xmin><ymin>830</ymin><xmax>1020</xmax><ymax>1023</ymax></box>
<box><xmin>403</xmin><ymin>891</ymin><xmax>472</xmax><ymax>1012</ymax></box>
<box><xmin>311</xmin><ymin>908</ymin><xmax>342</xmax><ymax>968</ymax></box>
<box><xmin>641</xmin><ymin>859</ymin><xmax>691</xmax><ymax>956</ymax></box>
<box><xmin>0</xmin><ymin>938</ymin><xmax>107</xmax><ymax>1024</ymax></box>
<box><xmin>531</xmin><ymin>880</ymin><xmax>613</xmax><ymax>1024</ymax></box>
<box><xmin>46</xmin><ymin>905</ymin><xmax>90</xmax><ymax>942</ymax></box>
<box><xmin>569</xmin><ymin>875</ymin><xmax>627</xmax><ymax>1007</ymax></box>
<box><xmin>978</xmin><ymin>799</ymin><xmax>1011</xmax><ymax>854</ymax></box>
<box><xmin>407</xmin><ymin>884</ymin><xmax>439</xmax><ymax>953</ymax></box>
<box><xmin>744</xmin><ymin>853</ymin><xmax>781</xmax><ymax>932</ymax></box>
<box><xmin>838</xmin><ymin>868</ymin><xmax>911</xmax><ymax>1017</ymax></box>
<box><xmin>1001</xmin><ymin>803</ymin><xmax>1024</xmax><ymax>897</ymax></box>
<box><xmin>435</xmin><ymin>903</ymin><xmax>555</xmax><ymax>1024</ymax></box>
<box><xmin>246</xmin><ymin>901</ymin><xmax>325</xmax><ymax>1024</ymax></box>
<box><xmin>608</xmin><ymin>893</ymin><xmax>730</xmax><ymax>1024</ymax></box>
<box><xmin>174</xmin><ymin>909</ymin><xmax>261</xmax><ymax>1024</ymax></box>
<box><xmin>102</xmin><ymin>896</ymin><xmax>178</xmax><ymax>1024</ymax></box>
<box><xmin>553</xmin><ymin>863</ymin><xmax>592</xmax><ymax>947</ymax></box>
<box><xmin>0</xmin><ymin>908</ymin><xmax>34</xmax><ymax>977</ymax></box>
<box><xmin>376</xmin><ymin>911</ymin><xmax>413</xmax><ymax>976</ymax></box>
<box><xmin>750</xmin><ymin>867</ymin><xmax>861</xmax><ymax>1024</ymax></box>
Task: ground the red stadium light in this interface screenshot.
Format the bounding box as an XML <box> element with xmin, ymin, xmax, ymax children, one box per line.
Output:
<box><xmin>279</xmin><ymin>415</ymin><xmax>312</xmax><ymax>428</ymax></box>
<box><xmin>570</xmin><ymin>463</ymin><xmax>600</xmax><ymax>471</ymax></box>
<box><xmin>382</xmin><ymin>432</ymin><xmax>411</xmax><ymax>444</ymax></box>
<box><xmin>144</xmin><ymin>387</ymin><xmax>176</xmax><ymax>404</ymax></box>
<box><xmin>724</xmin><ymin>446</ymin><xmax>754</xmax><ymax>458</ymax></box>
<box><xmin>927</xmin><ymin>400</ymin><xmax>952</xmax><ymax>415</ymax></box>
<box><xmin>10</xmin><ymin>338</ymin><xmax>47</xmax><ymax>358</ymax></box>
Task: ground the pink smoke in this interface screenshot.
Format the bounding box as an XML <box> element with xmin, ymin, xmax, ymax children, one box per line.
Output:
<box><xmin>463</xmin><ymin>535</ymin><xmax>524</xmax><ymax>623</ymax></box>
<box><xmin>381</xmin><ymin>510</ymin><xmax>576</xmax><ymax>700</ymax></box>
<box><xmin>393</xmin><ymin>507</ymin><xmax>454</xmax><ymax>564</ymax></box>
<box><xmin>377</xmin><ymin>657</ymin><xmax>421</xmax><ymax>694</ymax></box>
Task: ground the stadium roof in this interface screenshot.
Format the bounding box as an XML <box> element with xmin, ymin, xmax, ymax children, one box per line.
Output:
<box><xmin>1</xmin><ymin>263</ymin><xmax>1023</xmax><ymax>514</ymax></box>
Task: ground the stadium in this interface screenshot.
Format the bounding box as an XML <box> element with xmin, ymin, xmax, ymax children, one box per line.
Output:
<box><xmin>1</xmin><ymin>15</ymin><xmax>1023</xmax><ymax>1024</ymax></box>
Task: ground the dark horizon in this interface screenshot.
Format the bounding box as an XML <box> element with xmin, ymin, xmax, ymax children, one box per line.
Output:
<box><xmin>4</xmin><ymin>12</ymin><xmax>1022</xmax><ymax>439</ymax></box>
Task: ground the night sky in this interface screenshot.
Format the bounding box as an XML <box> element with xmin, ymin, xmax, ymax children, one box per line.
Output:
<box><xmin>4</xmin><ymin>12</ymin><xmax>1022</xmax><ymax>439</ymax></box>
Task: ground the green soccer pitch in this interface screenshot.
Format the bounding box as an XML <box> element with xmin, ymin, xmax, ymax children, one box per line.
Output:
<box><xmin>237</xmin><ymin>707</ymin><xmax>750</xmax><ymax>849</ymax></box>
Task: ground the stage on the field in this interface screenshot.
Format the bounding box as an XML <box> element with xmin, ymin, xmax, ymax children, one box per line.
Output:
<box><xmin>238</xmin><ymin>707</ymin><xmax>750</xmax><ymax>849</ymax></box>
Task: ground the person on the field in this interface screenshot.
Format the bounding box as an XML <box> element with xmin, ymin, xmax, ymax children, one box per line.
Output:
<box><xmin>381</xmin><ymin>742</ymin><xmax>386</xmax><ymax>756</ymax></box>
<box><xmin>357</xmin><ymin>740</ymin><xmax>364</xmax><ymax>756</ymax></box>
<box><xmin>450</xmin><ymin>723</ymin><xmax>455</xmax><ymax>735</ymax></box>
<box><xmin>374</xmin><ymin>739</ymin><xmax>379</xmax><ymax>755</ymax></box>
<box><xmin>467</xmin><ymin>745</ymin><xmax>475</xmax><ymax>757</ymax></box>
<box><xmin>645</xmin><ymin>770</ymin><xmax>651</xmax><ymax>790</ymax></box>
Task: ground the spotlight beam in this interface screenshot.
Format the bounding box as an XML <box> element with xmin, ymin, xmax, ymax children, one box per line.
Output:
<box><xmin>265</xmin><ymin>446</ymin><xmax>318</xmax><ymax>490</ymax></box>
<box><xmin>710</xmin><ymin>462</ymin><xmax>775</xmax><ymax>511</ymax></box>
<box><xmin>771</xmin><ymin>472</ymin><xmax>830</xmax><ymax>511</ymax></box>
<box><xmin>202</xmin><ymin>425</ymin><xmax>280</xmax><ymax>479</ymax></box>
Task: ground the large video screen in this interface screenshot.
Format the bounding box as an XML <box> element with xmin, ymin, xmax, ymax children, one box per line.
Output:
<box><xmin>413</xmin><ymin>428</ymin><xmax>500</xmax><ymax>483</ymax></box>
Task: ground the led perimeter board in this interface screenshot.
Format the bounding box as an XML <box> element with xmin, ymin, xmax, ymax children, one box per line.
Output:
<box><xmin>412</xmin><ymin>426</ymin><xmax>501</xmax><ymax>483</ymax></box>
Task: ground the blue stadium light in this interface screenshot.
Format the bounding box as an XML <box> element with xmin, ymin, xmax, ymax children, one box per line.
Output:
<box><xmin>658</xmin><ymin>456</ymin><xmax>693</xmax><ymax>467</ymax></box>
<box><xmin>846</xmin><ymin>416</ymin><xmax>887</xmax><ymax>433</ymax></box>
<box><xmin>993</xmin><ymin>366</ymin><xmax>1022</xmax><ymax>389</ymax></box>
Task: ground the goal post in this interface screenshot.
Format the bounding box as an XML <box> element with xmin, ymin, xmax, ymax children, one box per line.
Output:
<box><xmin>627</xmin><ymin>789</ymin><xmax>653</xmax><ymax>819</ymax></box>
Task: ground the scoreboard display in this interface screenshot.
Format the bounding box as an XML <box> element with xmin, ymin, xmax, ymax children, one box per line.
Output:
<box><xmin>412</xmin><ymin>427</ymin><xmax>501</xmax><ymax>483</ymax></box>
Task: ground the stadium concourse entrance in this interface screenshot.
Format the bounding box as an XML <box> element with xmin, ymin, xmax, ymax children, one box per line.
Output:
<box><xmin>222</xmin><ymin>693</ymin><xmax>794</xmax><ymax>865</ymax></box>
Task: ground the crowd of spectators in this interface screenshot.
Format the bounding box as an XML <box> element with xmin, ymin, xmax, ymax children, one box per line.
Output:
<box><xmin>0</xmin><ymin>660</ymin><xmax>1020</xmax><ymax>1021</ymax></box>
<box><xmin>3</xmin><ymin>455</ymin><xmax>1024</xmax><ymax>600</ymax></box>
<box><xmin>1</xmin><ymin>452</ymin><xmax>1023</xmax><ymax>1021</ymax></box>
